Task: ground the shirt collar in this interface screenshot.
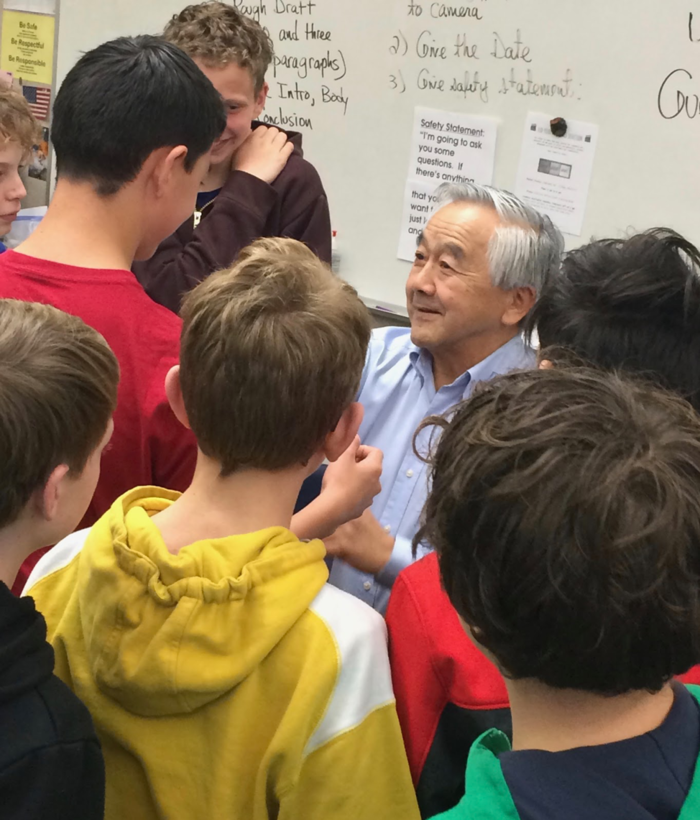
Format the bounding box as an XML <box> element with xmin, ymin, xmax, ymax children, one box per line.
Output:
<box><xmin>409</xmin><ymin>345</ymin><xmax>432</xmax><ymax>385</ymax></box>
<box><xmin>410</xmin><ymin>335</ymin><xmax>533</xmax><ymax>393</ymax></box>
<box><xmin>469</xmin><ymin>335</ymin><xmax>532</xmax><ymax>385</ymax></box>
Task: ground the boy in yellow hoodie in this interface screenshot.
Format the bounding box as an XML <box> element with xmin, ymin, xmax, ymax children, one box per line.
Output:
<box><xmin>24</xmin><ymin>238</ymin><xmax>420</xmax><ymax>820</ymax></box>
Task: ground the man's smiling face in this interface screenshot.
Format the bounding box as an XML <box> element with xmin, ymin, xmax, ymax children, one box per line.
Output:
<box><xmin>406</xmin><ymin>201</ymin><xmax>513</xmax><ymax>356</ymax></box>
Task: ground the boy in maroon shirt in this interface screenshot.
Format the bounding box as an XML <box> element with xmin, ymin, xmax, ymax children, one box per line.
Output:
<box><xmin>133</xmin><ymin>2</ymin><xmax>332</xmax><ymax>313</ymax></box>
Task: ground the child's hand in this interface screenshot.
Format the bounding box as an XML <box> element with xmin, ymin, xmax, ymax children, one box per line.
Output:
<box><xmin>233</xmin><ymin>126</ymin><xmax>294</xmax><ymax>184</ymax></box>
<box><xmin>289</xmin><ymin>437</ymin><xmax>383</xmax><ymax>542</ymax></box>
<box><xmin>321</xmin><ymin>436</ymin><xmax>383</xmax><ymax>525</ymax></box>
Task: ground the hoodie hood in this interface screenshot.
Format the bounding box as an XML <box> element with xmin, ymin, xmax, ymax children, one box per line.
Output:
<box><xmin>0</xmin><ymin>581</ymin><xmax>54</xmax><ymax>704</ymax></box>
<box><xmin>285</xmin><ymin>129</ymin><xmax>304</xmax><ymax>156</ymax></box>
<box><xmin>76</xmin><ymin>488</ymin><xmax>328</xmax><ymax>718</ymax></box>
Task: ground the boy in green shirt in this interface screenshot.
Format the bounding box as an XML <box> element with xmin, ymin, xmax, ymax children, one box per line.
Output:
<box><xmin>421</xmin><ymin>367</ymin><xmax>700</xmax><ymax>820</ymax></box>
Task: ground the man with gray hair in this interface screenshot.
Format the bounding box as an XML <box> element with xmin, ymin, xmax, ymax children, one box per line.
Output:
<box><xmin>324</xmin><ymin>182</ymin><xmax>563</xmax><ymax>613</ymax></box>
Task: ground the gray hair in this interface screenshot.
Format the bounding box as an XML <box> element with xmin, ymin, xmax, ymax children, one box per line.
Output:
<box><xmin>433</xmin><ymin>182</ymin><xmax>564</xmax><ymax>293</ymax></box>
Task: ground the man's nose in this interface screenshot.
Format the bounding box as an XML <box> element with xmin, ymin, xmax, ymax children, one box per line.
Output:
<box><xmin>412</xmin><ymin>259</ymin><xmax>437</xmax><ymax>294</ymax></box>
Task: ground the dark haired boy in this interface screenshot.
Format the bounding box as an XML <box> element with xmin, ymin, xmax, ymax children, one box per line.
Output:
<box><xmin>424</xmin><ymin>368</ymin><xmax>700</xmax><ymax>819</ymax></box>
<box><xmin>0</xmin><ymin>35</ymin><xmax>225</xmax><ymax>589</ymax></box>
<box><xmin>387</xmin><ymin>227</ymin><xmax>700</xmax><ymax>817</ymax></box>
<box><xmin>133</xmin><ymin>1</ymin><xmax>332</xmax><ymax>313</ymax></box>
<box><xmin>26</xmin><ymin>238</ymin><xmax>418</xmax><ymax>820</ymax></box>
<box><xmin>0</xmin><ymin>298</ymin><xmax>119</xmax><ymax>819</ymax></box>
<box><xmin>529</xmin><ymin>227</ymin><xmax>700</xmax><ymax>411</ymax></box>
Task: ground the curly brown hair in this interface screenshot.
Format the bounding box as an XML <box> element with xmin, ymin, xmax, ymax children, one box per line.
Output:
<box><xmin>164</xmin><ymin>2</ymin><xmax>273</xmax><ymax>92</ymax></box>
<box><xmin>417</xmin><ymin>367</ymin><xmax>700</xmax><ymax>695</ymax></box>
<box><xmin>0</xmin><ymin>87</ymin><xmax>40</xmax><ymax>156</ymax></box>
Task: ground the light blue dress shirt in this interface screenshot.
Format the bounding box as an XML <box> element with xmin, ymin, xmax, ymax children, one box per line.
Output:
<box><xmin>328</xmin><ymin>327</ymin><xmax>536</xmax><ymax>613</ymax></box>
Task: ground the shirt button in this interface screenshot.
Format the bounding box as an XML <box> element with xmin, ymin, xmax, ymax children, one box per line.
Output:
<box><xmin>384</xmin><ymin>524</ymin><xmax>392</xmax><ymax>533</ymax></box>
<box><xmin>363</xmin><ymin>581</ymin><xmax>372</xmax><ymax>591</ymax></box>
<box><xmin>406</xmin><ymin>469</ymin><xmax>414</xmax><ymax>478</ymax></box>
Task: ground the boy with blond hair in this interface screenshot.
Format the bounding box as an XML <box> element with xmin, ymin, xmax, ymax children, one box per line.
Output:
<box><xmin>0</xmin><ymin>87</ymin><xmax>39</xmax><ymax>251</ymax></box>
<box><xmin>26</xmin><ymin>238</ymin><xmax>419</xmax><ymax>820</ymax></box>
<box><xmin>0</xmin><ymin>299</ymin><xmax>119</xmax><ymax>819</ymax></box>
<box><xmin>134</xmin><ymin>1</ymin><xmax>332</xmax><ymax>312</ymax></box>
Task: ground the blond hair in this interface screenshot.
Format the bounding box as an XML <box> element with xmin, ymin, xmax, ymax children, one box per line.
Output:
<box><xmin>164</xmin><ymin>2</ymin><xmax>273</xmax><ymax>92</ymax></box>
<box><xmin>0</xmin><ymin>300</ymin><xmax>119</xmax><ymax>528</ymax></box>
<box><xmin>180</xmin><ymin>238</ymin><xmax>371</xmax><ymax>475</ymax></box>
<box><xmin>0</xmin><ymin>87</ymin><xmax>41</xmax><ymax>155</ymax></box>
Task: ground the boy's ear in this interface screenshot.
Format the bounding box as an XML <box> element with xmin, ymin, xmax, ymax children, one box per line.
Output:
<box><xmin>39</xmin><ymin>463</ymin><xmax>71</xmax><ymax>522</ymax></box>
<box><xmin>252</xmin><ymin>82</ymin><xmax>269</xmax><ymax>120</ymax></box>
<box><xmin>150</xmin><ymin>145</ymin><xmax>189</xmax><ymax>198</ymax></box>
<box><xmin>324</xmin><ymin>402</ymin><xmax>364</xmax><ymax>462</ymax></box>
<box><xmin>165</xmin><ymin>365</ymin><xmax>191</xmax><ymax>429</ymax></box>
<box><xmin>538</xmin><ymin>358</ymin><xmax>554</xmax><ymax>370</ymax></box>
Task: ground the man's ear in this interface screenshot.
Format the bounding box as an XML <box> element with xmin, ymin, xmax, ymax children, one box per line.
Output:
<box><xmin>149</xmin><ymin>145</ymin><xmax>189</xmax><ymax>199</ymax></box>
<box><xmin>165</xmin><ymin>365</ymin><xmax>191</xmax><ymax>429</ymax></box>
<box><xmin>38</xmin><ymin>463</ymin><xmax>71</xmax><ymax>522</ymax></box>
<box><xmin>253</xmin><ymin>82</ymin><xmax>269</xmax><ymax>119</ymax></box>
<box><xmin>324</xmin><ymin>402</ymin><xmax>364</xmax><ymax>462</ymax></box>
<box><xmin>502</xmin><ymin>286</ymin><xmax>536</xmax><ymax>327</ymax></box>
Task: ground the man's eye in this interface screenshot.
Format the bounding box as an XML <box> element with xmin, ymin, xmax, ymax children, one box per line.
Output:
<box><xmin>414</xmin><ymin>251</ymin><xmax>426</xmax><ymax>262</ymax></box>
<box><xmin>439</xmin><ymin>260</ymin><xmax>454</xmax><ymax>271</ymax></box>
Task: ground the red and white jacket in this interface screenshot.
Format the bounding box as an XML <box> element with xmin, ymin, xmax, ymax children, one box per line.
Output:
<box><xmin>386</xmin><ymin>551</ymin><xmax>700</xmax><ymax>819</ymax></box>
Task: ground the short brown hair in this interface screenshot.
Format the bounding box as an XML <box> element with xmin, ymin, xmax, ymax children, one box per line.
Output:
<box><xmin>0</xmin><ymin>300</ymin><xmax>119</xmax><ymax>529</ymax></box>
<box><xmin>164</xmin><ymin>2</ymin><xmax>273</xmax><ymax>92</ymax></box>
<box><xmin>0</xmin><ymin>87</ymin><xmax>40</xmax><ymax>156</ymax></box>
<box><xmin>417</xmin><ymin>367</ymin><xmax>700</xmax><ymax>695</ymax></box>
<box><xmin>180</xmin><ymin>238</ymin><xmax>371</xmax><ymax>475</ymax></box>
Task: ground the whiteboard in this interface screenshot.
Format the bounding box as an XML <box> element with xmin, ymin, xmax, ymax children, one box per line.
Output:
<box><xmin>55</xmin><ymin>0</ymin><xmax>700</xmax><ymax>313</ymax></box>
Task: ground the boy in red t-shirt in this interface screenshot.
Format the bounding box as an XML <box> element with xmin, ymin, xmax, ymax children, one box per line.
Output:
<box><xmin>0</xmin><ymin>37</ymin><xmax>226</xmax><ymax>588</ymax></box>
<box><xmin>0</xmin><ymin>36</ymin><xmax>226</xmax><ymax>525</ymax></box>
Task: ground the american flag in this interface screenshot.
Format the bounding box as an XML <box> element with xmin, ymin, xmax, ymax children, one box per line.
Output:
<box><xmin>22</xmin><ymin>85</ymin><xmax>51</xmax><ymax>122</ymax></box>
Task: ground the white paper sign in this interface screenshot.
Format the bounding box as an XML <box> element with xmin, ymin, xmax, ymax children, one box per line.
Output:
<box><xmin>514</xmin><ymin>113</ymin><xmax>599</xmax><ymax>237</ymax></box>
<box><xmin>397</xmin><ymin>106</ymin><xmax>498</xmax><ymax>262</ymax></box>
